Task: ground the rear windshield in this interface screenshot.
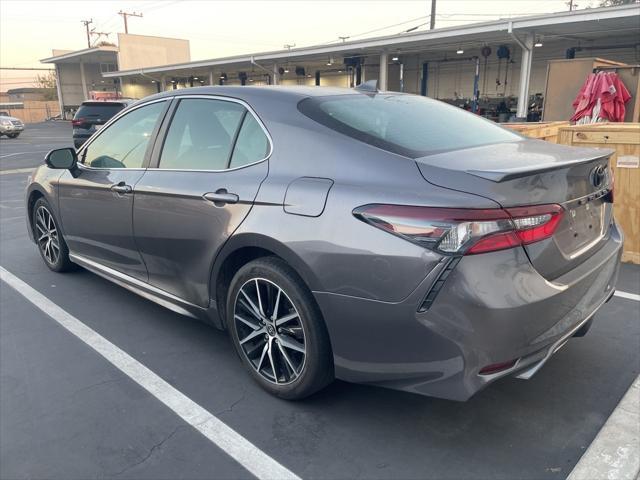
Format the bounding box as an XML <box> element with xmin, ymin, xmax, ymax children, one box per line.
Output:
<box><xmin>75</xmin><ymin>103</ymin><xmax>125</xmax><ymax>119</ymax></box>
<box><xmin>298</xmin><ymin>94</ymin><xmax>520</xmax><ymax>158</ymax></box>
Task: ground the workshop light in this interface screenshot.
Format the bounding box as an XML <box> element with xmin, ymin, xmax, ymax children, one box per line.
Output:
<box><xmin>391</xmin><ymin>56</ymin><xmax>399</xmax><ymax>61</ymax></box>
<box><xmin>534</xmin><ymin>39</ymin><xmax>543</xmax><ymax>48</ymax></box>
<box><xmin>284</xmin><ymin>68</ymin><xmax>290</xmax><ymax>73</ymax></box>
<box><xmin>456</xmin><ymin>48</ymin><xmax>464</xmax><ymax>55</ymax></box>
<box><xmin>193</xmin><ymin>77</ymin><xmax>199</xmax><ymax>80</ymax></box>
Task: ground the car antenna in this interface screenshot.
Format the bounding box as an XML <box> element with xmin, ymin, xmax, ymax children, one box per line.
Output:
<box><xmin>354</xmin><ymin>79</ymin><xmax>379</xmax><ymax>93</ymax></box>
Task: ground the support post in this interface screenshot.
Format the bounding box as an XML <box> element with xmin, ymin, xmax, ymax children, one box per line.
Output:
<box><xmin>472</xmin><ymin>57</ymin><xmax>480</xmax><ymax>113</ymax></box>
<box><xmin>421</xmin><ymin>62</ymin><xmax>428</xmax><ymax>96</ymax></box>
<box><xmin>273</xmin><ymin>64</ymin><xmax>279</xmax><ymax>85</ymax></box>
<box><xmin>79</xmin><ymin>61</ymin><xmax>89</xmax><ymax>100</ymax></box>
<box><xmin>315</xmin><ymin>70</ymin><xmax>320</xmax><ymax>86</ymax></box>
<box><xmin>54</xmin><ymin>64</ymin><xmax>64</xmax><ymax>119</ymax></box>
<box><xmin>513</xmin><ymin>31</ymin><xmax>534</xmax><ymax>120</ymax></box>
<box><xmin>209</xmin><ymin>71</ymin><xmax>214</xmax><ymax>86</ymax></box>
<box><xmin>379</xmin><ymin>51</ymin><xmax>388</xmax><ymax>91</ymax></box>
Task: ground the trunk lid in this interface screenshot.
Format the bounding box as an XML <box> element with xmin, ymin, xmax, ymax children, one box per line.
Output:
<box><xmin>415</xmin><ymin>139</ymin><xmax>614</xmax><ymax>279</ymax></box>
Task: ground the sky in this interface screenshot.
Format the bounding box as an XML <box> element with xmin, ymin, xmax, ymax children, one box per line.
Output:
<box><xmin>0</xmin><ymin>0</ymin><xmax>604</xmax><ymax>89</ymax></box>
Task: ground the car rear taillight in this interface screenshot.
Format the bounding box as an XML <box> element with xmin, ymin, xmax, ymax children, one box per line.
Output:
<box><xmin>71</xmin><ymin>118</ymin><xmax>84</xmax><ymax>127</ymax></box>
<box><xmin>353</xmin><ymin>204</ymin><xmax>564</xmax><ymax>255</ymax></box>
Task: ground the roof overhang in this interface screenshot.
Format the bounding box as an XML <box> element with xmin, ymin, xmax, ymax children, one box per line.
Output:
<box><xmin>41</xmin><ymin>46</ymin><xmax>119</xmax><ymax>64</ymax></box>
<box><xmin>103</xmin><ymin>3</ymin><xmax>639</xmax><ymax>78</ymax></box>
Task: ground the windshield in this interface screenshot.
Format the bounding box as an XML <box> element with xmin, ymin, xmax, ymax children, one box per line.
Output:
<box><xmin>298</xmin><ymin>94</ymin><xmax>520</xmax><ymax>158</ymax></box>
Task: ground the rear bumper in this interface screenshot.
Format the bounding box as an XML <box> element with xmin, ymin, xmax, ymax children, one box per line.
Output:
<box><xmin>315</xmin><ymin>220</ymin><xmax>623</xmax><ymax>401</ymax></box>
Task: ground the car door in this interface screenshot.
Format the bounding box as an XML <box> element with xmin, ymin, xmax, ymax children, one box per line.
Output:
<box><xmin>58</xmin><ymin>99</ymin><xmax>169</xmax><ymax>281</ymax></box>
<box><xmin>133</xmin><ymin>96</ymin><xmax>270</xmax><ymax>307</ymax></box>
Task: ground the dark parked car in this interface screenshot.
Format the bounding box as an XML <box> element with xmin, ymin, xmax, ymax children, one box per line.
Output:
<box><xmin>26</xmin><ymin>86</ymin><xmax>621</xmax><ymax>400</ymax></box>
<box><xmin>72</xmin><ymin>100</ymin><xmax>133</xmax><ymax>148</ymax></box>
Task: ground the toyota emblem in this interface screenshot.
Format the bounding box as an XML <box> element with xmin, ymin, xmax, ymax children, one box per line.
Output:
<box><xmin>590</xmin><ymin>164</ymin><xmax>607</xmax><ymax>188</ymax></box>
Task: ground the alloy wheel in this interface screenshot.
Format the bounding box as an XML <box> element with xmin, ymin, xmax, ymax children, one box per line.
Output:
<box><xmin>35</xmin><ymin>206</ymin><xmax>60</xmax><ymax>265</ymax></box>
<box><xmin>233</xmin><ymin>278</ymin><xmax>307</xmax><ymax>385</ymax></box>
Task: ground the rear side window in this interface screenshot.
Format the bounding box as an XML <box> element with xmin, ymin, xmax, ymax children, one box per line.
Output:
<box><xmin>298</xmin><ymin>94</ymin><xmax>520</xmax><ymax>157</ymax></box>
<box><xmin>160</xmin><ymin>99</ymin><xmax>245</xmax><ymax>170</ymax></box>
<box><xmin>229</xmin><ymin>114</ymin><xmax>270</xmax><ymax>168</ymax></box>
<box><xmin>75</xmin><ymin>103</ymin><xmax>125</xmax><ymax>120</ymax></box>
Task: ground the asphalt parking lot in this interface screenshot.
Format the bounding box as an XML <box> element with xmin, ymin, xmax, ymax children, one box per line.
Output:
<box><xmin>1</xmin><ymin>123</ymin><xmax>639</xmax><ymax>480</ymax></box>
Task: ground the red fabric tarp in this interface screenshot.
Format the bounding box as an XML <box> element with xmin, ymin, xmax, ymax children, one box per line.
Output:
<box><xmin>571</xmin><ymin>71</ymin><xmax>631</xmax><ymax>123</ymax></box>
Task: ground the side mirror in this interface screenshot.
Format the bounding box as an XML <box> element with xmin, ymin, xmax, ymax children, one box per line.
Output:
<box><xmin>45</xmin><ymin>148</ymin><xmax>77</xmax><ymax>170</ymax></box>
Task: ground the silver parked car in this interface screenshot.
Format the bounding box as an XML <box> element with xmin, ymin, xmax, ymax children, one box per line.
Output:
<box><xmin>26</xmin><ymin>86</ymin><xmax>622</xmax><ymax>400</ymax></box>
<box><xmin>0</xmin><ymin>114</ymin><xmax>24</xmax><ymax>138</ymax></box>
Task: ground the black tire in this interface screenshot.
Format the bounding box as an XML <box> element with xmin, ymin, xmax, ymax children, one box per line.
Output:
<box><xmin>227</xmin><ymin>257</ymin><xmax>333</xmax><ymax>400</ymax></box>
<box><xmin>7</xmin><ymin>133</ymin><xmax>19</xmax><ymax>138</ymax></box>
<box><xmin>32</xmin><ymin>198</ymin><xmax>75</xmax><ymax>272</ymax></box>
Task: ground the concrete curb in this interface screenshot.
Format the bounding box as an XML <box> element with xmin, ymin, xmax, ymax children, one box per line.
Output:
<box><xmin>567</xmin><ymin>375</ymin><xmax>640</xmax><ymax>480</ymax></box>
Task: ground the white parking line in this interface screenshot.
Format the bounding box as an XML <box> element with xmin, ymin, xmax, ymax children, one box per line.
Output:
<box><xmin>0</xmin><ymin>168</ymin><xmax>34</xmax><ymax>175</ymax></box>
<box><xmin>0</xmin><ymin>151</ymin><xmax>48</xmax><ymax>158</ymax></box>
<box><xmin>0</xmin><ymin>266</ymin><xmax>300</xmax><ymax>480</ymax></box>
<box><xmin>567</xmin><ymin>375</ymin><xmax>639</xmax><ymax>480</ymax></box>
<box><xmin>615</xmin><ymin>290</ymin><xmax>640</xmax><ymax>302</ymax></box>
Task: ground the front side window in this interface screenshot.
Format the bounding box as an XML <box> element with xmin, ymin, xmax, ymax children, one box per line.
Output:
<box><xmin>159</xmin><ymin>99</ymin><xmax>245</xmax><ymax>170</ymax></box>
<box><xmin>298</xmin><ymin>94</ymin><xmax>520</xmax><ymax>158</ymax></box>
<box><xmin>82</xmin><ymin>101</ymin><xmax>166</xmax><ymax>169</ymax></box>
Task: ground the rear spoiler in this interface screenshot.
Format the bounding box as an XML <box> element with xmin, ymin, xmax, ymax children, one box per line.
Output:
<box><xmin>466</xmin><ymin>151</ymin><xmax>613</xmax><ymax>182</ymax></box>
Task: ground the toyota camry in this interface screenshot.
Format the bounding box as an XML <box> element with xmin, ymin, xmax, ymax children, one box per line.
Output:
<box><xmin>26</xmin><ymin>85</ymin><xmax>622</xmax><ymax>400</ymax></box>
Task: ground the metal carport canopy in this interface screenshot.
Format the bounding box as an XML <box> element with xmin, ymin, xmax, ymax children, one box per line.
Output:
<box><xmin>102</xmin><ymin>4</ymin><xmax>639</xmax><ymax>79</ymax></box>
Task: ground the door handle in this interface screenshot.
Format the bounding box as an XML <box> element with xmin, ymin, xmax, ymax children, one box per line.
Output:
<box><xmin>111</xmin><ymin>182</ymin><xmax>133</xmax><ymax>194</ymax></box>
<box><xmin>204</xmin><ymin>189</ymin><xmax>239</xmax><ymax>206</ymax></box>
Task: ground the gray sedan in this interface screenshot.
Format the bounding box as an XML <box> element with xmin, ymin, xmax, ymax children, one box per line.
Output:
<box><xmin>25</xmin><ymin>86</ymin><xmax>622</xmax><ymax>400</ymax></box>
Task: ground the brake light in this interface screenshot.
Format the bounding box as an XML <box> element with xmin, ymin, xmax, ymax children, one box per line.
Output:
<box><xmin>71</xmin><ymin>118</ymin><xmax>84</xmax><ymax>127</ymax></box>
<box><xmin>353</xmin><ymin>204</ymin><xmax>564</xmax><ymax>255</ymax></box>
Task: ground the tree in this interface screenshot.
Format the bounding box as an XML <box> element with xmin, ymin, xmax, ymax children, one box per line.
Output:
<box><xmin>599</xmin><ymin>0</ymin><xmax>638</xmax><ymax>6</ymax></box>
<box><xmin>35</xmin><ymin>70</ymin><xmax>58</xmax><ymax>101</ymax></box>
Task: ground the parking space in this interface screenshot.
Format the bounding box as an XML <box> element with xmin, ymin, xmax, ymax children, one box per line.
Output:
<box><xmin>1</xmin><ymin>123</ymin><xmax>639</xmax><ymax>479</ymax></box>
<box><xmin>0</xmin><ymin>122</ymin><xmax>72</xmax><ymax>172</ymax></box>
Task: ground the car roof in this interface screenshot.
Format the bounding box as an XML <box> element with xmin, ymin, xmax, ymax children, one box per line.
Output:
<box><xmin>137</xmin><ymin>85</ymin><xmax>373</xmax><ymax>105</ymax></box>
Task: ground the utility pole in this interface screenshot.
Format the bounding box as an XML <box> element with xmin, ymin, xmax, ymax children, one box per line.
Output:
<box><xmin>118</xmin><ymin>10</ymin><xmax>143</xmax><ymax>34</ymax></box>
<box><xmin>81</xmin><ymin>19</ymin><xmax>93</xmax><ymax>48</ymax></box>
<box><xmin>430</xmin><ymin>0</ymin><xmax>436</xmax><ymax>29</ymax></box>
